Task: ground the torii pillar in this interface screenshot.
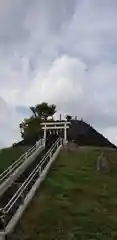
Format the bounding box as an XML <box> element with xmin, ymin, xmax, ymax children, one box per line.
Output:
<box><xmin>43</xmin><ymin>125</ymin><xmax>47</xmax><ymax>142</ymax></box>
<box><xmin>64</xmin><ymin>123</ymin><xmax>67</xmax><ymax>145</ymax></box>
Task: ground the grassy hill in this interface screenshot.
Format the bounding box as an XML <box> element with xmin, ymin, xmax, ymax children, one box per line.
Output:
<box><xmin>15</xmin><ymin>120</ymin><xmax>116</xmax><ymax>149</ymax></box>
<box><xmin>0</xmin><ymin>146</ymin><xmax>29</xmax><ymax>174</ymax></box>
<box><xmin>0</xmin><ymin>119</ymin><xmax>116</xmax><ymax>175</ymax></box>
<box><xmin>14</xmin><ymin>148</ymin><xmax>117</xmax><ymax>240</ymax></box>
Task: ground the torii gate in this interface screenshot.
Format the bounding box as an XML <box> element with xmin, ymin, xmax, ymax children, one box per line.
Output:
<box><xmin>41</xmin><ymin>121</ymin><xmax>70</xmax><ymax>145</ymax></box>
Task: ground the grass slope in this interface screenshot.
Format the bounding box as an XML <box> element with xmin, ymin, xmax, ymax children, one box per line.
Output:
<box><xmin>14</xmin><ymin>148</ymin><xmax>117</xmax><ymax>239</ymax></box>
<box><xmin>0</xmin><ymin>147</ymin><xmax>29</xmax><ymax>174</ymax></box>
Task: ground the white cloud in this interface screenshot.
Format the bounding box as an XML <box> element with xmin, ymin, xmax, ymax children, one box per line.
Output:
<box><xmin>0</xmin><ymin>0</ymin><xmax>117</xmax><ymax>146</ymax></box>
<box><xmin>0</xmin><ymin>97</ymin><xmax>23</xmax><ymax>147</ymax></box>
<box><xmin>23</xmin><ymin>55</ymin><xmax>85</xmax><ymax>105</ymax></box>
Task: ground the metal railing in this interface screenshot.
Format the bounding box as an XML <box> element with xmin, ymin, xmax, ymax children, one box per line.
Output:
<box><xmin>0</xmin><ymin>137</ymin><xmax>62</xmax><ymax>230</ymax></box>
<box><xmin>0</xmin><ymin>138</ymin><xmax>45</xmax><ymax>185</ymax></box>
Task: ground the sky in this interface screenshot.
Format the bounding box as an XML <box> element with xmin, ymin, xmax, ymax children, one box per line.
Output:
<box><xmin>0</xmin><ymin>0</ymin><xmax>117</xmax><ymax>147</ymax></box>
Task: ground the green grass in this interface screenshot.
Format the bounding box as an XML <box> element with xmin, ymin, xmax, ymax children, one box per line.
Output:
<box><xmin>0</xmin><ymin>147</ymin><xmax>28</xmax><ymax>174</ymax></box>
<box><xmin>14</xmin><ymin>148</ymin><xmax>117</xmax><ymax>240</ymax></box>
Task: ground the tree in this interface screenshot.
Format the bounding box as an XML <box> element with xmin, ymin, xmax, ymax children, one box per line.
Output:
<box><xmin>20</xmin><ymin>116</ymin><xmax>41</xmax><ymax>140</ymax></box>
<box><xmin>30</xmin><ymin>106</ymin><xmax>37</xmax><ymax>117</ymax></box>
<box><xmin>35</xmin><ymin>102</ymin><xmax>49</xmax><ymax>120</ymax></box>
<box><xmin>66</xmin><ymin>115</ymin><xmax>72</xmax><ymax>122</ymax></box>
<box><xmin>34</xmin><ymin>102</ymin><xmax>56</xmax><ymax>120</ymax></box>
<box><xmin>19</xmin><ymin>102</ymin><xmax>57</xmax><ymax>140</ymax></box>
<box><xmin>46</xmin><ymin>104</ymin><xmax>56</xmax><ymax>120</ymax></box>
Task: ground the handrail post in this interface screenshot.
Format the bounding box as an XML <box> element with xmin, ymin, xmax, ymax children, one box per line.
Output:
<box><xmin>39</xmin><ymin>166</ymin><xmax>41</xmax><ymax>176</ymax></box>
<box><xmin>43</xmin><ymin>138</ymin><xmax>45</xmax><ymax>148</ymax></box>
<box><xmin>49</xmin><ymin>151</ymin><xmax>52</xmax><ymax>159</ymax></box>
<box><xmin>36</xmin><ymin>141</ymin><xmax>38</xmax><ymax>149</ymax></box>
<box><xmin>60</xmin><ymin>138</ymin><xmax>63</xmax><ymax>146</ymax></box>
<box><xmin>21</xmin><ymin>191</ymin><xmax>25</xmax><ymax>205</ymax></box>
<box><xmin>25</xmin><ymin>152</ymin><xmax>28</xmax><ymax>160</ymax></box>
<box><xmin>8</xmin><ymin>166</ymin><xmax>12</xmax><ymax>176</ymax></box>
<box><xmin>57</xmin><ymin>141</ymin><xmax>59</xmax><ymax>148</ymax></box>
<box><xmin>0</xmin><ymin>209</ymin><xmax>6</xmax><ymax>233</ymax></box>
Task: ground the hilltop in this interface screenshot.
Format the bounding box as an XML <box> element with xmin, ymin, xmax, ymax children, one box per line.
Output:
<box><xmin>68</xmin><ymin>120</ymin><xmax>116</xmax><ymax>148</ymax></box>
<box><xmin>13</xmin><ymin>119</ymin><xmax>116</xmax><ymax>149</ymax></box>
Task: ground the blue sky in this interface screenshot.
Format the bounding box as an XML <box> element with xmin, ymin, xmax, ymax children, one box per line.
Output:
<box><xmin>0</xmin><ymin>0</ymin><xmax>117</xmax><ymax>146</ymax></box>
<box><xmin>16</xmin><ymin>106</ymin><xmax>31</xmax><ymax>116</ymax></box>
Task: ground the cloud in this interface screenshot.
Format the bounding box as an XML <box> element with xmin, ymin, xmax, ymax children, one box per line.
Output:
<box><xmin>0</xmin><ymin>97</ymin><xmax>30</xmax><ymax>147</ymax></box>
<box><xmin>22</xmin><ymin>55</ymin><xmax>117</xmax><ymax>128</ymax></box>
<box><xmin>0</xmin><ymin>97</ymin><xmax>20</xmax><ymax>146</ymax></box>
<box><xmin>0</xmin><ymin>0</ymin><xmax>117</xmax><ymax>146</ymax></box>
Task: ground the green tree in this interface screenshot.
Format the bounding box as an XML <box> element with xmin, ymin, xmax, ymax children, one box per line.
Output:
<box><xmin>20</xmin><ymin>116</ymin><xmax>41</xmax><ymax>139</ymax></box>
<box><xmin>20</xmin><ymin>102</ymin><xmax>57</xmax><ymax>140</ymax></box>
<box><xmin>46</xmin><ymin>104</ymin><xmax>56</xmax><ymax>120</ymax></box>
<box><xmin>30</xmin><ymin>106</ymin><xmax>37</xmax><ymax>117</ymax></box>
<box><xmin>34</xmin><ymin>102</ymin><xmax>56</xmax><ymax>120</ymax></box>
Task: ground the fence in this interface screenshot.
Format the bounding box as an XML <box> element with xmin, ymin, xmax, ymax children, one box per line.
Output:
<box><xmin>0</xmin><ymin>137</ymin><xmax>62</xmax><ymax>238</ymax></box>
<box><xmin>0</xmin><ymin>138</ymin><xmax>45</xmax><ymax>186</ymax></box>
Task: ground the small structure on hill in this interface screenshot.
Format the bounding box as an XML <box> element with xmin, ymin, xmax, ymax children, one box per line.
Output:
<box><xmin>41</xmin><ymin>121</ymin><xmax>70</xmax><ymax>145</ymax></box>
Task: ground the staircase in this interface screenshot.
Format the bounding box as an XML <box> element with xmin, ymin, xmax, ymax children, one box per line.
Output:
<box><xmin>0</xmin><ymin>136</ymin><xmax>62</xmax><ymax>240</ymax></box>
<box><xmin>0</xmin><ymin>138</ymin><xmax>45</xmax><ymax>197</ymax></box>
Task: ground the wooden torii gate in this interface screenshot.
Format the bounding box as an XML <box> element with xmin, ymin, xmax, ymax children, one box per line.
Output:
<box><xmin>41</xmin><ymin>121</ymin><xmax>70</xmax><ymax>145</ymax></box>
